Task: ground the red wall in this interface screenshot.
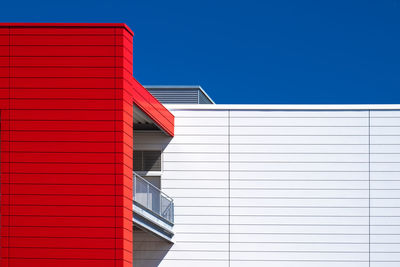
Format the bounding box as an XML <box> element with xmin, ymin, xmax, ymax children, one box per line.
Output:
<box><xmin>0</xmin><ymin>23</ymin><xmax>173</xmax><ymax>266</ymax></box>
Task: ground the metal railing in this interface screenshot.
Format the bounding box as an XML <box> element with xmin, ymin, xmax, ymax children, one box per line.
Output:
<box><xmin>133</xmin><ymin>172</ymin><xmax>174</xmax><ymax>224</ymax></box>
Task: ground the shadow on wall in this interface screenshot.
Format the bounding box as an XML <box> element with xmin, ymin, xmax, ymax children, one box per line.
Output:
<box><xmin>133</xmin><ymin>227</ymin><xmax>174</xmax><ymax>267</ymax></box>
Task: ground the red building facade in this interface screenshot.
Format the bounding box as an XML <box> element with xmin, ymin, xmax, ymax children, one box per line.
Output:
<box><xmin>0</xmin><ymin>23</ymin><xmax>174</xmax><ymax>266</ymax></box>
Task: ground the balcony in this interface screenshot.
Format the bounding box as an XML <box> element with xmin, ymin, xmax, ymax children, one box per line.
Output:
<box><xmin>132</xmin><ymin>172</ymin><xmax>174</xmax><ymax>242</ymax></box>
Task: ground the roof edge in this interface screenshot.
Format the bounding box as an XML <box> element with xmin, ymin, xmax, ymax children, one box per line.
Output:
<box><xmin>0</xmin><ymin>23</ymin><xmax>134</xmax><ymax>36</ymax></box>
<box><xmin>165</xmin><ymin>104</ymin><xmax>400</xmax><ymax>110</ymax></box>
<box><xmin>144</xmin><ymin>85</ymin><xmax>216</xmax><ymax>104</ymax></box>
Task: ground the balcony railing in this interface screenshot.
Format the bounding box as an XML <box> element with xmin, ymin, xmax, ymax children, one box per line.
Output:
<box><xmin>133</xmin><ymin>172</ymin><xmax>174</xmax><ymax>224</ymax></box>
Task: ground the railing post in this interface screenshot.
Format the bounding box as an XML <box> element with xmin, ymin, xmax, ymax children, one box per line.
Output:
<box><xmin>147</xmin><ymin>182</ymin><xmax>150</xmax><ymax>209</ymax></box>
<box><xmin>159</xmin><ymin>193</ymin><xmax>162</xmax><ymax>217</ymax></box>
<box><xmin>133</xmin><ymin>174</ymin><xmax>136</xmax><ymax>201</ymax></box>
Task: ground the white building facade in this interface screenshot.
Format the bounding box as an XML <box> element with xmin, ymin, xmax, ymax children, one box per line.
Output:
<box><xmin>132</xmin><ymin>88</ymin><xmax>400</xmax><ymax>267</ymax></box>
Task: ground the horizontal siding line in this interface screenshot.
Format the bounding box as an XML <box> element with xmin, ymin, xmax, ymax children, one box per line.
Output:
<box><xmin>1</xmin><ymin>33</ymin><xmax>127</xmax><ymax>36</ymax></box>
<box><xmin>175</xmin><ymin>215</ymin><xmax>369</xmax><ymax>217</ymax></box>
<box><xmin>3</xmin><ymin>162</ymin><xmax>133</xmax><ymax>166</ymax></box>
<box><xmin>1</xmin><ymin>88</ymin><xmax>121</xmax><ymax>90</ymax></box>
<box><xmin>133</xmin><ymin>250</ymin><xmax>372</xmax><ymax>253</ymax></box>
<box><xmin>136</xmin><ymin>259</ymin><xmax>367</xmax><ymax>262</ymax></box>
<box><xmin>176</xmin><ymin>206</ymin><xmax>370</xmax><ymax>208</ymax></box>
<box><xmin>168</xmin><ymin>188</ymin><xmax>370</xmax><ymax>190</ymax></box>
<box><xmin>2</xmin><ymin>44</ymin><xmax>126</xmax><ymax>47</ymax></box>
<box><xmin>233</xmin><ymin>224</ymin><xmax>370</xmax><ymax>227</ymax></box>
<box><xmin>4</xmin><ymin>66</ymin><xmax>129</xmax><ymax>69</ymax></box>
<box><xmin>163</xmin><ymin>143</ymin><xmax>370</xmax><ymax>145</ymax></box>
<box><xmin>0</xmin><ymin>55</ymin><xmax>125</xmax><ymax>58</ymax></box>
<box><xmin>3</xmin><ymin>257</ymin><xmax>129</xmax><ymax>261</ymax></box>
<box><xmin>4</xmin><ymin>247</ymin><xmax>134</xmax><ymax>253</ymax></box>
<box><xmin>4</xmin><ymin>151</ymin><xmax>132</xmax><ymax>154</ymax></box>
<box><xmin>163</xmin><ymin>170</ymin><xmax>370</xmax><ymax>172</ymax></box>
<box><xmin>4</xmin><ymin>141</ymin><xmax>131</xmax><ymax>143</ymax></box>
<box><xmin>6</xmin><ymin>119</ymin><xmax>132</xmax><ymax>122</ymax></box>
<box><xmin>176</xmin><ymin>125</ymin><xmax>370</xmax><ymax>128</ymax></box>
<box><xmin>164</xmin><ymin>179</ymin><xmax>370</xmax><ymax>181</ymax></box>
<box><xmin>4</xmin><ymin>77</ymin><xmax>125</xmax><ymax>79</ymax></box>
<box><xmin>175</xmin><ymin>241</ymin><xmax>368</xmax><ymax>244</ymax></box>
<box><xmin>175</xmin><ymin>134</ymin><xmax>372</xmax><ymax>137</ymax></box>
<box><xmin>164</xmin><ymin>161</ymin><xmax>371</xmax><ymax>163</ymax></box>
<box><xmin>175</xmin><ymin>116</ymin><xmax>369</xmax><ymax>119</ymax></box>
<box><xmin>5</xmin><ymin>236</ymin><xmax>132</xmax><ymax>241</ymax></box>
<box><xmin>175</xmin><ymin>233</ymin><xmax>371</xmax><ymax>235</ymax></box>
<box><xmin>175</xmin><ymin>223</ymin><xmax>367</xmax><ymax>226</ymax></box>
<box><xmin>1</xmin><ymin>214</ymin><xmax>130</xmax><ymax>218</ymax></box>
<box><xmin>134</xmin><ymin>249</ymin><xmax>228</xmax><ymax>252</ymax></box>
<box><xmin>5</xmin><ymin>172</ymin><xmax>133</xmax><ymax>176</ymax></box>
<box><xmin>5</xmin><ymin>130</ymin><xmax>130</xmax><ymax>133</ymax></box>
<box><xmin>134</xmin><ymin>259</ymin><xmax>228</xmax><ymax>261</ymax></box>
<box><xmin>1</xmin><ymin>204</ymin><xmax>130</xmax><ymax>207</ymax></box>
<box><xmin>1</xmin><ymin>108</ymin><xmax>126</xmax><ymax>111</ymax></box>
<box><xmin>173</xmin><ymin>197</ymin><xmax>370</xmax><ymax>199</ymax></box>
<box><xmin>3</xmin><ymin>225</ymin><xmax>133</xmax><ymax>230</ymax></box>
<box><xmin>162</xmin><ymin>152</ymin><xmax>398</xmax><ymax>155</ymax></box>
<box><xmin>371</xmin><ymin>117</ymin><xmax>400</xmax><ymax>118</ymax></box>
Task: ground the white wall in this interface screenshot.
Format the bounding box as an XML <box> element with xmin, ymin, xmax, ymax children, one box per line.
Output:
<box><xmin>370</xmin><ymin>111</ymin><xmax>400</xmax><ymax>267</ymax></box>
<box><xmin>133</xmin><ymin>108</ymin><xmax>400</xmax><ymax>267</ymax></box>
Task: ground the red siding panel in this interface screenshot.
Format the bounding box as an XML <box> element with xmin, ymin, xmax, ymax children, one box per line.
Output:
<box><xmin>0</xmin><ymin>22</ymin><xmax>174</xmax><ymax>266</ymax></box>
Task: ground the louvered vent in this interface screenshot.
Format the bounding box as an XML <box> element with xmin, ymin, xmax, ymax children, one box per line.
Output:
<box><xmin>133</xmin><ymin>150</ymin><xmax>162</xmax><ymax>171</ymax></box>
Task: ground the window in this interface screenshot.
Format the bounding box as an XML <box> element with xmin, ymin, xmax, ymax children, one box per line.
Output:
<box><xmin>133</xmin><ymin>150</ymin><xmax>162</xmax><ymax>172</ymax></box>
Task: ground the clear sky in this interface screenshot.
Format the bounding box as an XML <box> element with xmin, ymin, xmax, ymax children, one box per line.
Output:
<box><xmin>2</xmin><ymin>0</ymin><xmax>400</xmax><ymax>104</ymax></box>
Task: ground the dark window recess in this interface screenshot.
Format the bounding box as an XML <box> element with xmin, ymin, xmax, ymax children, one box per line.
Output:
<box><xmin>133</xmin><ymin>150</ymin><xmax>161</xmax><ymax>171</ymax></box>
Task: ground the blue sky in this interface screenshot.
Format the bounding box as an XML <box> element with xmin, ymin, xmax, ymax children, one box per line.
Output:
<box><xmin>2</xmin><ymin>0</ymin><xmax>400</xmax><ymax>104</ymax></box>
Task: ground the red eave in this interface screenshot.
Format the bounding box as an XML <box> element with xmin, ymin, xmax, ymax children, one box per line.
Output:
<box><xmin>131</xmin><ymin>77</ymin><xmax>175</xmax><ymax>137</ymax></box>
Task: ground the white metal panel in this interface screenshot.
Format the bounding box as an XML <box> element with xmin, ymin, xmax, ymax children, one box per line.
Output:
<box><xmin>133</xmin><ymin>108</ymin><xmax>400</xmax><ymax>267</ymax></box>
<box><xmin>174</xmin><ymin>126</ymin><xmax>229</xmax><ymax>135</ymax></box>
<box><xmin>230</xmin><ymin>207</ymin><xmax>368</xmax><ymax>216</ymax></box>
<box><xmin>174</xmin><ymin>117</ymin><xmax>228</xmax><ymax>126</ymax></box>
<box><xmin>173</xmin><ymin>215</ymin><xmax>229</xmax><ymax>224</ymax></box>
<box><xmin>370</xmin><ymin>111</ymin><xmax>400</xmax><ymax>266</ymax></box>
<box><xmin>230</xmin><ymin>162</ymin><xmax>368</xmax><ymax>171</ymax></box>
<box><xmin>163</xmin><ymin>144</ymin><xmax>229</xmax><ymax>153</ymax></box>
<box><xmin>370</xmin><ymin>171</ymin><xmax>400</xmax><ymax>180</ymax></box>
<box><xmin>230</xmin><ymin>216</ymin><xmax>368</xmax><ymax>225</ymax></box>
<box><xmin>170</xmin><ymin>110</ymin><xmax>228</xmax><ymax>118</ymax></box>
<box><xmin>370</xmin><ymin>117</ymin><xmax>400</xmax><ymax>126</ymax></box>
<box><xmin>230</xmin><ymin>144</ymin><xmax>369</xmax><ymax>153</ymax></box>
<box><xmin>164</xmin><ymin>153</ymin><xmax>229</xmax><ymax>162</ymax></box>
<box><xmin>230</xmin><ymin>170</ymin><xmax>369</xmax><ymax>180</ymax></box>
<box><xmin>230</xmin><ymin>262</ymin><xmax>367</xmax><ymax>267</ymax></box>
<box><xmin>230</xmin><ymin>110</ymin><xmax>368</xmax><ymax>118</ymax></box>
<box><xmin>371</xmin><ymin>110</ymin><xmax>400</xmax><ymax>117</ymax></box>
<box><xmin>370</xmin><ymin>136</ymin><xmax>400</xmax><ymax>144</ymax></box>
<box><xmin>230</xmin><ymin>126</ymin><xmax>368</xmax><ymax>135</ymax></box>
<box><xmin>160</xmin><ymin>261</ymin><xmax>229</xmax><ymax>267</ymax></box>
<box><xmin>230</xmin><ymin>117</ymin><xmax>369</xmax><ymax>126</ymax></box>
<box><xmin>371</xmin><ymin>126</ymin><xmax>400</xmax><ymax>135</ymax></box>
<box><xmin>230</xmin><ymin>153</ymin><xmax>368</xmax><ymax>162</ymax></box>
<box><xmin>230</xmin><ymin>180</ymin><xmax>369</xmax><ymax>189</ymax></box>
<box><xmin>230</xmin><ymin>242</ymin><xmax>368</xmax><ymax>251</ymax></box>
<box><xmin>230</xmin><ymin>135</ymin><xmax>369</xmax><ymax>145</ymax></box>
<box><xmin>167</xmin><ymin>135</ymin><xmax>228</xmax><ymax>144</ymax></box>
<box><xmin>370</xmin><ymin>144</ymin><xmax>400</xmax><ymax>153</ymax></box>
<box><xmin>164</xmin><ymin>162</ymin><xmax>228</xmax><ymax>171</ymax></box>
<box><xmin>230</xmin><ymin>189</ymin><xmax>369</xmax><ymax>198</ymax></box>
<box><xmin>163</xmin><ymin>179</ymin><xmax>228</xmax><ymax>189</ymax></box>
<box><xmin>230</xmin><ymin>197</ymin><xmax>368</xmax><ymax>207</ymax></box>
<box><xmin>230</xmin><ymin>233</ymin><xmax>369</xmax><ymax>243</ymax></box>
<box><xmin>162</xmin><ymin>171</ymin><xmax>229</xmax><ymax>179</ymax></box>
